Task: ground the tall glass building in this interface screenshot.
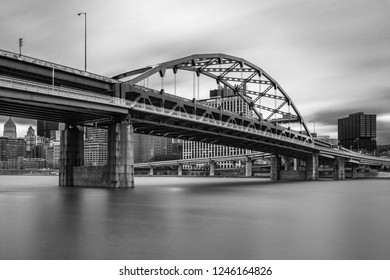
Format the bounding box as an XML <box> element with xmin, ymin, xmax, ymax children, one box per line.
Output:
<box><xmin>37</xmin><ymin>120</ymin><xmax>59</xmax><ymax>139</ymax></box>
<box><xmin>338</xmin><ymin>112</ymin><xmax>376</xmax><ymax>152</ymax></box>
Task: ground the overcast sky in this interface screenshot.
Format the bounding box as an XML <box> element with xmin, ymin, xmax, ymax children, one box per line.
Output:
<box><xmin>1</xmin><ymin>0</ymin><xmax>389</xmax><ymax>143</ymax></box>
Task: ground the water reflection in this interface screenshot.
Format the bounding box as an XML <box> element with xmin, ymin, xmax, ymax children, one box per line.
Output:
<box><xmin>0</xmin><ymin>176</ymin><xmax>389</xmax><ymax>259</ymax></box>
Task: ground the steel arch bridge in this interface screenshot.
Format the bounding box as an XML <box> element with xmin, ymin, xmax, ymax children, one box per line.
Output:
<box><xmin>114</xmin><ymin>53</ymin><xmax>311</xmax><ymax>137</ymax></box>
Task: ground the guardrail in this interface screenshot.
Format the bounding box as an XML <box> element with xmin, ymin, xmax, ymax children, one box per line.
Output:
<box><xmin>0</xmin><ymin>75</ymin><xmax>125</xmax><ymax>106</ymax></box>
<box><xmin>0</xmin><ymin>75</ymin><xmax>314</xmax><ymax>148</ymax></box>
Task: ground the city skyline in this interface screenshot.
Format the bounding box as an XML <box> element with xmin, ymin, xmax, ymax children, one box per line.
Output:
<box><xmin>1</xmin><ymin>0</ymin><xmax>389</xmax><ymax>143</ymax></box>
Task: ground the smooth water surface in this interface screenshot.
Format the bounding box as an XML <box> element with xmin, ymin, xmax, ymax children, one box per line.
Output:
<box><xmin>0</xmin><ymin>176</ymin><xmax>389</xmax><ymax>259</ymax></box>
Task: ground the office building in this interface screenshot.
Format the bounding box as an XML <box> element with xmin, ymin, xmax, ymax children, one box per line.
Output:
<box><xmin>1</xmin><ymin>119</ymin><xmax>26</xmax><ymax>161</ymax></box>
<box><xmin>182</xmin><ymin>86</ymin><xmax>252</xmax><ymax>169</ymax></box>
<box><xmin>37</xmin><ymin>120</ymin><xmax>59</xmax><ymax>139</ymax></box>
<box><xmin>84</xmin><ymin>140</ymin><xmax>107</xmax><ymax>166</ymax></box>
<box><xmin>24</xmin><ymin>126</ymin><xmax>36</xmax><ymax>158</ymax></box>
<box><xmin>3</xmin><ymin>117</ymin><xmax>17</xmax><ymax>138</ymax></box>
<box><xmin>134</xmin><ymin>133</ymin><xmax>175</xmax><ymax>163</ymax></box>
<box><xmin>84</xmin><ymin>127</ymin><xmax>107</xmax><ymax>166</ymax></box>
<box><xmin>0</xmin><ymin>137</ymin><xmax>26</xmax><ymax>161</ymax></box>
<box><xmin>338</xmin><ymin>112</ymin><xmax>376</xmax><ymax>152</ymax></box>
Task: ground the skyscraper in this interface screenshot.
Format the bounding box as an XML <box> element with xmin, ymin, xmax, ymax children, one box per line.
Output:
<box><xmin>25</xmin><ymin>126</ymin><xmax>36</xmax><ymax>158</ymax></box>
<box><xmin>3</xmin><ymin>117</ymin><xmax>17</xmax><ymax>138</ymax></box>
<box><xmin>37</xmin><ymin>120</ymin><xmax>59</xmax><ymax>139</ymax></box>
<box><xmin>338</xmin><ymin>112</ymin><xmax>377</xmax><ymax>152</ymax></box>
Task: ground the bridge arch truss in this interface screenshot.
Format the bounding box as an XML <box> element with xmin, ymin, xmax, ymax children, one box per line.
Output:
<box><xmin>114</xmin><ymin>54</ymin><xmax>311</xmax><ymax>137</ymax></box>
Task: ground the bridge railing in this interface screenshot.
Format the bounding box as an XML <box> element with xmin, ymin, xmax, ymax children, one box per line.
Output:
<box><xmin>130</xmin><ymin>102</ymin><xmax>313</xmax><ymax>146</ymax></box>
<box><xmin>0</xmin><ymin>75</ymin><xmax>126</xmax><ymax>106</ymax></box>
<box><xmin>0</xmin><ymin>75</ymin><xmax>314</xmax><ymax>148</ymax></box>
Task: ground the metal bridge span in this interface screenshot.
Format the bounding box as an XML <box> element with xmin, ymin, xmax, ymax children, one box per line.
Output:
<box><xmin>1</xmin><ymin>49</ymin><xmax>389</xmax><ymax>187</ymax></box>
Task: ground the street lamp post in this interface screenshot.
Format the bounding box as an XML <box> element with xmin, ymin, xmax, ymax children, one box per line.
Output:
<box><xmin>78</xmin><ymin>12</ymin><xmax>87</xmax><ymax>71</ymax></box>
<box><xmin>18</xmin><ymin>38</ymin><xmax>23</xmax><ymax>57</ymax></box>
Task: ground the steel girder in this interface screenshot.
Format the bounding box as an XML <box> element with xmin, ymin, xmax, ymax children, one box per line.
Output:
<box><xmin>124</xmin><ymin>85</ymin><xmax>315</xmax><ymax>159</ymax></box>
<box><xmin>113</xmin><ymin>54</ymin><xmax>312</xmax><ymax>138</ymax></box>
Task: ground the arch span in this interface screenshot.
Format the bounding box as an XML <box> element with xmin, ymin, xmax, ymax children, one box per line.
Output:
<box><xmin>113</xmin><ymin>54</ymin><xmax>311</xmax><ymax>137</ymax></box>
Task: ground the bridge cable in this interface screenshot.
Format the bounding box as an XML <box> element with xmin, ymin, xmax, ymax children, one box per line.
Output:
<box><xmin>193</xmin><ymin>72</ymin><xmax>196</xmax><ymax>100</ymax></box>
<box><xmin>258</xmin><ymin>78</ymin><xmax>261</xmax><ymax>118</ymax></box>
<box><xmin>174</xmin><ymin>72</ymin><xmax>177</xmax><ymax>96</ymax></box>
<box><xmin>52</xmin><ymin>66</ymin><xmax>55</xmax><ymax>90</ymax></box>
<box><xmin>197</xmin><ymin>74</ymin><xmax>200</xmax><ymax>100</ymax></box>
<box><xmin>274</xmin><ymin>86</ymin><xmax>277</xmax><ymax>120</ymax></box>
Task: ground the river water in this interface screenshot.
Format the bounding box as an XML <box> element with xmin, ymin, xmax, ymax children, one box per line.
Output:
<box><xmin>0</xmin><ymin>176</ymin><xmax>389</xmax><ymax>260</ymax></box>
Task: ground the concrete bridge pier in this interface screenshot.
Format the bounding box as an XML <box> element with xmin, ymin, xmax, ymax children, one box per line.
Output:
<box><xmin>245</xmin><ymin>158</ymin><xmax>253</xmax><ymax>177</ymax></box>
<box><xmin>293</xmin><ymin>159</ymin><xmax>301</xmax><ymax>171</ymax></box>
<box><xmin>306</xmin><ymin>153</ymin><xmax>319</xmax><ymax>180</ymax></box>
<box><xmin>270</xmin><ymin>155</ymin><xmax>282</xmax><ymax>180</ymax></box>
<box><xmin>210</xmin><ymin>160</ymin><xmax>215</xmax><ymax>176</ymax></box>
<box><xmin>271</xmin><ymin>154</ymin><xmax>318</xmax><ymax>181</ymax></box>
<box><xmin>59</xmin><ymin>125</ymin><xmax>84</xmax><ymax>186</ymax></box>
<box><xmin>351</xmin><ymin>163</ymin><xmax>358</xmax><ymax>179</ymax></box>
<box><xmin>107</xmin><ymin>120</ymin><xmax>134</xmax><ymax>188</ymax></box>
<box><xmin>178</xmin><ymin>163</ymin><xmax>183</xmax><ymax>176</ymax></box>
<box><xmin>334</xmin><ymin>157</ymin><xmax>345</xmax><ymax>180</ymax></box>
<box><xmin>283</xmin><ymin>156</ymin><xmax>291</xmax><ymax>171</ymax></box>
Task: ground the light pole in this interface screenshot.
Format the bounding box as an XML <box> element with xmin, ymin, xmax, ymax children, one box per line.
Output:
<box><xmin>78</xmin><ymin>12</ymin><xmax>87</xmax><ymax>71</ymax></box>
<box><xmin>18</xmin><ymin>38</ymin><xmax>23</xmax><ymax>57</ymax></box>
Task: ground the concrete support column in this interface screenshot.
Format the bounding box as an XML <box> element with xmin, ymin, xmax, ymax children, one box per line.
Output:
<box><xmin>306</xmin><ymin>153</ymin><xmax>319</xmax><ymax>180</ymax></box>
<box><xmin>351</xmin><ymin>164</ymin><xmax>358</xmax><ymax>179</ymax></box>
<box><xmin>210</xmin><ymin>161</ymin><xmax>215</xmax><ymax>177</ymax></box>
<box><xmin>245</xmin><ymin>158</ymin><xmax>253</xmax><ymax>177</ymax></box>
<box><xmin>178</xmin><ymin>163</ymin><xmax>183</xmax><ymax>176</ymax></box>
<box><xmin>334</xmin><ymin>157</ymin><xmax>345</xmax><ymax>180</ymax></box>
<box><xmin>270</xmin><ymin>155</ymin><xmax>281</xmax><ymax>180</ymax></box>
<box><xmin>107</xmin><ymin>120</ymin><xmax>134</xmax><ymax>188</ymax></box>
<box><xmin>59</xmin><ymin>126</ymin><xmax>84</xmax><ymax>186</ymax></box>
<box><xmin>293</xmin><ymin>159</ymin><xmax>300</xmax><ymax>171</ymax></box>
<box><xmin>149</xmin><ymin>166</ymin><xmax>154</xmax><ymax>176</ymax></box>
<box><xmin>284</xmin><ymin>156</ymin><xmax>291</xmax><ymax>171</ymax></box>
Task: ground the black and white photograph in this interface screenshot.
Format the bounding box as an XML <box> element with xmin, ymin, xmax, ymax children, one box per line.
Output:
<box><xmin>0</xmin><ymin>0</ymin><xmax>389</xmax><ymax>279</ymax></box>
